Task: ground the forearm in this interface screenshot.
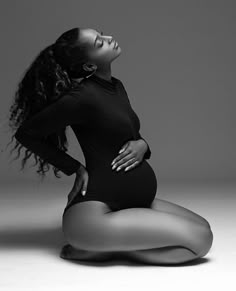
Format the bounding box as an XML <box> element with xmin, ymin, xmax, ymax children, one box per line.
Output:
<box><xmin>15</xmin><ymin>130</ymin><xmax>82</xmax><ymax>176</ymax></box>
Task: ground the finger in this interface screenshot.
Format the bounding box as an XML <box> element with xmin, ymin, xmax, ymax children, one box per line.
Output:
<box><xmin>119</xmin><ymin>142</ymin><xmax>129</xmax><ymax>154</ymax></box>
<box><xmin>112</xmin><ymin>150</ymin><xmax>132</xmax><ymax>167</ymax></box>
<box><xmin>112</xmin><ymin>155</ymin><xmax>134</xmax><ymax>170</ymax></box>
<box><xmin>67</xmin><ymin>191</ymin><xmax>77</xmax><ymax>206</ymax></box>
<box><xmin>124</xmin><ymin>161</ymin><xmax>140</xmax><ymax>172</ymax></box>
<box><xmin>115</xmin><ymin>158</ymin><xmax>136</xmax><ymax>171</ymax></box>
<box><xmin>111</xmin><ymin>144</ymin><xmax>129</xmax><ymax>165</ymax></box>
<box><xmin>111</xmin><ymin>155</ymin><xmax>123</xmax><ymax>167</ymax></box>
<box><xmin>119</xmin><ymin>147</ymin><xmax>125</xmax><ymax>154</ymax></box>
<box><xmin>68</xmin><ymin>188</ymin><xmax>77</xmax><ymax>198</ymax></box>
<box><xmin>73</xmin><ymin>179</ymin><xmax>83</xmax><ymax>193</ymax></box>
<box><xmin>81</xmin><ymin>181</ymin><xmax>87</xmax><ymax>196</ymax></box>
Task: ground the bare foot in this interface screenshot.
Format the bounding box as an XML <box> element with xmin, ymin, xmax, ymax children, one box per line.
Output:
<box><xmin>60</xmin><ymin>244</ymin><xmax>112</xmax><ymax>262</ymax></box>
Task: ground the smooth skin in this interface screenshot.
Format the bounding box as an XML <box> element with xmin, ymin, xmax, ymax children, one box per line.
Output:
<box><xmin>61</xmin><ymin>28</ymin><xmax>213</xmax><ymax>265</ymax></box>
<box><xmin>73</xmin><ymin>27</ymin><xmax>122</xmax><ymax>82</ymax></box>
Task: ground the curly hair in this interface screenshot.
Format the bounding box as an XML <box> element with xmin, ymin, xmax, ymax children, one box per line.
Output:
<box><xmin>6</xmin><ymin>27</ymin><xmax>93</xmax><ymax>181</ymax></box>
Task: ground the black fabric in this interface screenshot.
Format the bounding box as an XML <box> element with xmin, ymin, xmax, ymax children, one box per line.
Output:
<box><xmin>15</xmin><ymin>74</ymin><xmax>157</xmax><ymax>212</ymax></box>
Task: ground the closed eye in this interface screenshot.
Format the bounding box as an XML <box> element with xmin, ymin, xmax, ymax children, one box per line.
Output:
<box><xmin>98</xmin><ymin>39</ymin><xmax>104</xmax><ymax>47</ymax></box>
<box><xmin>94</xmin><ymin>30</ymin><xmax>104</xmax><ymax>47</ymax></box>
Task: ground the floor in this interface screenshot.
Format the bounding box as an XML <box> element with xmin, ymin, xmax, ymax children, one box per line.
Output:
<box><xmin>0</xmin><ymin>181</ymin><xmax>235</xmax><ymax>291</ymax></box>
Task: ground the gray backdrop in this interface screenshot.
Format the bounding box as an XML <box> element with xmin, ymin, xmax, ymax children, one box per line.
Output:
<box><xmin>0</xmin><ymin>0</ymin><xmax>235</xmax><ymax>185</ymax></box>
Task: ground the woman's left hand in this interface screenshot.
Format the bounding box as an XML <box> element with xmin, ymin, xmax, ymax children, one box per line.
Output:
<box><xmin>111</xmin><ymin>139</ymin><xmax>148</xmax><ymax>172</ymax></box>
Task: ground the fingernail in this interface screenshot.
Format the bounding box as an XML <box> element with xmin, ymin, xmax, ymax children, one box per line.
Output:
<box><xmin>111</xmin><ymin>160</ymin><xmax>114</xmax><ymax>165</ymax></box>
<box><xmin>112</xmin><ymin>164</ymin><xmax>116</xmax><ymax>170</ymax></box>
<box><xmin>116</xmin><ymin>166</ymin><xmax>121</xmax><ymax>171</ymax></box>
<box><xmin>124</xmin><ymin>167</ymin><xmax>128</xmax><ymax>171</ymax></box>
<box><xmin>82</xmin><ymin>190</ymin><xmax>86</xmax><ymax>196</ymax></box>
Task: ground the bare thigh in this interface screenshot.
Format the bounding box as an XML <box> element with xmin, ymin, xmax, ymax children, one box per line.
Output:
<box><xmin>150</xmin><ymin>198</ymin><xmax>211</xmax><ymax>229</ymax></box>
<box><xmin>62</xmin><ymin>200</ymin><xmax>212</xmax><ymax>255</ymax></box>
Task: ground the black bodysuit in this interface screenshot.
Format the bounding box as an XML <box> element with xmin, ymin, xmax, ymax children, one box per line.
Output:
<box><xmin>15</xmin><ymin>74</ymin><xmax>157</xmax><ymax>214</ymax></box>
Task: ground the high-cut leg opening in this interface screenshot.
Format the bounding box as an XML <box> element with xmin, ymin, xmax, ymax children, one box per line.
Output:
<box><xmin>63</xmin><ymin>199</ymin><xmax>121</xmax><ymax>216</ymax></box>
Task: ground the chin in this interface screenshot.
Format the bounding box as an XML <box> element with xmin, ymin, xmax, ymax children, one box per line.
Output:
<box><xmin>116</xmin><ymin>46</ymin><xmax>122</xmax><ymax>53</ymax></box>
<box><xmin>113</xmin><ymin>47</ymin><xmax>122</xmax><ymax>59</ymax></box>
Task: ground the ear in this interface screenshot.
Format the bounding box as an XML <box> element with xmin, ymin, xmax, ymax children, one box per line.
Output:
<box><xmin>83</xmin><ymin>63</ymin><xmax>97</xmax><ymax>72</ymax></box>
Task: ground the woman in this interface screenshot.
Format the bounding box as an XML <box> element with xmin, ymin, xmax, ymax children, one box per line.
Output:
<box><xmin>10</xmin><ymin>27</ymin><xmax>213</xmax><ymax>265</ymax></box>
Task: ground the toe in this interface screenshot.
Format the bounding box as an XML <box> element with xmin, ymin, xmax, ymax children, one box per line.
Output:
<box><xmin>60</xmin><ymin>244</ymin><xmax>72</xmax><ymax>259</ymax></box>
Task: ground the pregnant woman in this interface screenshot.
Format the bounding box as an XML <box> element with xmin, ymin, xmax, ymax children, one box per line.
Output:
<box><xmin>11</xmin><ymin>27</ymin><xmax>213</xmax><ymax>265</ymax></box>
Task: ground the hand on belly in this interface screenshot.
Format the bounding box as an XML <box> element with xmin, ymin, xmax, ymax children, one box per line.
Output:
<box><xmin>111</xmin><ymin>139</ymin><xmax>148</xmax><ymax>172</ymax></box>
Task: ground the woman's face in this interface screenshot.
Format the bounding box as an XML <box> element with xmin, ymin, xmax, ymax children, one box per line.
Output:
<box><xmin>79</xmin><ymin>28</ymin><xmax>122</xmax><ymax>67</ymax></box>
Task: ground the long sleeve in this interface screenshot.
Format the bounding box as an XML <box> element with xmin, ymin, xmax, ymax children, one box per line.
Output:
<box><xmin>14</xmin><ymin>91</ymin><xmax>88</xmax><ymax>176</ymax></box>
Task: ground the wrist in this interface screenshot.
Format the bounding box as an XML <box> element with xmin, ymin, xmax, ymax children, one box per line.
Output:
<box><xmin>76</xmin><ymin>164</ymin><xmax>83</xmax><ymax>172</ymax></box>
<box><xmin>138</xmin><ymin>138</ymin><xmax>148</xmax><ymax>152</ymax></box>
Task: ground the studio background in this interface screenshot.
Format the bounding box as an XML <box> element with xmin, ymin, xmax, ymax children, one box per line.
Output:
<box><xmin>0</xmin><ymin>1</ymin><xmax>235</xmax><ymax>290</ymax></box>
<box><xmin>0</xmin><ymin>1</ymin><xmax>235</xmax><ymax>186</ymax></box>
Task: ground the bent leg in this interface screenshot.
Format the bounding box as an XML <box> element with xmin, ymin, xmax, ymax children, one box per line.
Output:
<box><xmin>150</xmin><ymin>198</ymin><xmax>211</xmax><ymax>229</ymax></box>
<box><xmin>63</xmin><ymin>201</ymin><xmax>213</xmax><ymax>259</ymax></box>
<box><xmin>108</xmin><ymin>207</ymin><xmax>213</xmax><ymax>256</ymax></box>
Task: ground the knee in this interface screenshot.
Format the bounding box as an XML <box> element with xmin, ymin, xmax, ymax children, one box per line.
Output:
<box><xmin>200</xmin><ymin>216</ymin><xmax>212</xmax><ymax>230</ymax></box>
<box><xmin>190</xmin><ymin>225</ymin><xmax>214</xmax><ymax>258</ymax></box>
<box><xmin>199</xmin><ymin>226</ymin><xmax>214</xmax><ymax>257</ymax></box>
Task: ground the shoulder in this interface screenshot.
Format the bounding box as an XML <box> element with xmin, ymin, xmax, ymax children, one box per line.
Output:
<box><xmin>113</xmin><ymin>77</ymin><xmax>128</xmax><ymax>96</ymax></box>
<box><xmin>112</xmin><ymin>76</ymin><xmax>123</xmax><ymax>86</ymax></box>
<box><xmin>113</xmin><ymin>77</ymin><xmax>126</xmax><ymax>89</ymax></box>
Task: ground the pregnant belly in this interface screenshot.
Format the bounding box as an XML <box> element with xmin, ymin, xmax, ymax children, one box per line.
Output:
<box><xmin>86</xmin><ymin>160</ymin><xmax>158</xmax><ymax>209</ymax></box>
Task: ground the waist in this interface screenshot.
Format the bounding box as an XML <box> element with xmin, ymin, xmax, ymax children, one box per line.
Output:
<box><xmin>86</xmin><ymin>158</ymin><xmax>154</xmax><ymax>176</ymax></box>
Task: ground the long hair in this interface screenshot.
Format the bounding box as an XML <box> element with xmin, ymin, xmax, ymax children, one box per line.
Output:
<box><xmin>7</xmin><ymin>27</ymin><xmax>92</xmax><ymax>180</ymax></box>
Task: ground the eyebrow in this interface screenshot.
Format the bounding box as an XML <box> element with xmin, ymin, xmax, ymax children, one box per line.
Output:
<box><xmin>94</xmin><ymin>30</ymin><xmax>104</xmax><ymax>47</ymax></box>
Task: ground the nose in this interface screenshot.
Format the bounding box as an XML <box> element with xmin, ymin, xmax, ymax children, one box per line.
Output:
<box><xmin>108</xmin><ymin>37</ymin><xmax>114</xmax><ymax>44</ymax></box>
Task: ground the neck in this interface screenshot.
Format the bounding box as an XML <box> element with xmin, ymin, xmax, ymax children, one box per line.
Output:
<box><xmin>94</xmin><ymin>63</ymin><xmax>112</xmax><ymax>82</ymax></box>
<box><xmin>72</xmin><ymin>64</ymin><xmax>113</xmax><ymax>84</ymax></box>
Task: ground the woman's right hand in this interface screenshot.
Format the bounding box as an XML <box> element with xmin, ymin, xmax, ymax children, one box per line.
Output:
<box><xmin>66</xmin><ymin>164</ymin><xmax>89</xmax><ymax>207</ymax></box>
